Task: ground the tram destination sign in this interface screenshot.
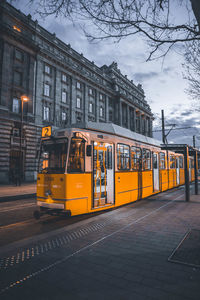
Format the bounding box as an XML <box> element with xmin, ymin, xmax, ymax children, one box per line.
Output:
<box><xmin>42</xmin><ymin>126</ymin><xmax>52</xmax><ymax>138</ymax></box>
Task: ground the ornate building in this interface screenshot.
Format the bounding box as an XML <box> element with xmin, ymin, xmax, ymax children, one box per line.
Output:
<box><xmin>0</xmin><ymin>0</ymin><xmax>153</xmax><ymax>183</ymax></box>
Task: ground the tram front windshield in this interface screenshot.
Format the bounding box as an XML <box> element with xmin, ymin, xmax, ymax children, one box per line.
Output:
<box><xmin>39</xmin><ymin>139</ymin><xmax>68</xmax><ymax>174</ymax></box>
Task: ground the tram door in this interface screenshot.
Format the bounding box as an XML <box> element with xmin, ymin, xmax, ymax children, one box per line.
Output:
<box><xmin>176</xmin><ymin>157</ymin><xmax>180</xmax><ymax>185</ymax></box>
<box><xmin>153</xmin><ymin>152</ymin><xmax>159</xmax><ymax>191</ymax></box>
<box><xmin>93</xmin><ymin>142</ymin><xmax>114</xmax><ymax>208</ymax></box>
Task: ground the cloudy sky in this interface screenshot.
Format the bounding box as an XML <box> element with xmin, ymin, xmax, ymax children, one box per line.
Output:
<box><xmin>10</xmin><ymin>0</ymin><xmax>200</xmax><ymax>147</ymax></box>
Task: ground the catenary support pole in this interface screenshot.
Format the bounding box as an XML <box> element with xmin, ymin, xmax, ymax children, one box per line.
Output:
<box><xmin>161</xmin><ymin>110</ymin><xmax>165</xmax><ymax>144</ymax></box>
<box><xmin>184</xmin><ymin>146</ymin><xmax>190</xmax><ymax>202</ymax></box>
<box><xmin>193</xmin><ymin>135</ymin><xmax>196</xmax><ymax>148</ymax></box>
<box><xmin>194</xmin><ymin>150</ymin><xmax>198</xmax><ymax>195</ymax></box>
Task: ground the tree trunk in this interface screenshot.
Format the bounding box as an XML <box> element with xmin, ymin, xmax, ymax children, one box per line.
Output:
<box><xmin>190</xmin><ymin>0</ymin><xmax>200</xmax><ymax>31</ymax></box>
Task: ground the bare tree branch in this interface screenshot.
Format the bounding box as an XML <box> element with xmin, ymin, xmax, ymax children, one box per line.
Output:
<box><xmin>25</xmin><ymin>0</ymin><xmax>200</xmax><ymax>60</ymax></box>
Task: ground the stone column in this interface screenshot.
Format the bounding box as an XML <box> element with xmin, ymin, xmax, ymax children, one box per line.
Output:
<box><xmin>96</xmin><ymin>90</ymin><xmax>99</xmax><ymax>123</ymax></box>
<box><xmin>119</xmin><ymin>100</ymin><xmax>123</xmax><ymax>126</ymax></box>
<box><xmin>105</xmin><ymin>95</ymin><xmax>109</xmax><ymax>122</ymax></box>
<box><xmin>139</xmin><ymin>112</ymin><xmax>142</xmax><ymax>134</ymax></box>
<box><xmin>127</xmin><ymin>105</ymin><xmax>130</xmax><ymax>129</ymax></box>
<box><xmin>133</xmin><ymin>108</ymin><xmax>136</xmax><ymax>132</ymax></box>
<box><xmin>84</xmin><ymin>84</ymin><xmax>88</xmax><ymax>123</ymax></box>
<box><xmin>70</xmin><ymin>77</ymin><xmax>76</xmax><ymax>124</ymax></box>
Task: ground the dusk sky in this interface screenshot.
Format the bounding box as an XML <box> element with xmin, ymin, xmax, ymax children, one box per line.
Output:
<box><xmin>11</xmin><ymin>0</ymin><xmax>200</xmax><ymax>148</ymax></box>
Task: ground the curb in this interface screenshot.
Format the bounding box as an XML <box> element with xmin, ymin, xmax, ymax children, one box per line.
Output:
<box><xmin>0</xmin><ymin>193</ymin><xmax>36</xmax><ymax>203</ymax></box>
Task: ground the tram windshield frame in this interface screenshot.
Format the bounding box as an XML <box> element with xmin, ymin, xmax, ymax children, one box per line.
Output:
<box><xmin>39</xmin><ymin>138</ymin><xmax>68</xmax><ymax>174</ymax></box>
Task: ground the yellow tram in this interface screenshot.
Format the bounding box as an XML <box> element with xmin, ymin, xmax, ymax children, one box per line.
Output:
<box><xmin>35</xmin><ymin>122</ymin><xmax>194</xmax><ymax>219</ymax></box>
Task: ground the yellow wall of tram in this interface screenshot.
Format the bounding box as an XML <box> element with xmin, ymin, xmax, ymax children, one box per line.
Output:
<box><xmin>115</xmin><ymin>172</ymin><xmax>138</xmax><ymax>206</ymax></box>
<box><xmin>37</xmin><ymin>174</ymin><xmax>66</xmax><ymax>200</ymax></box>
<box><xmin>159</xmin><ymin>170</ymin><xmax>168</xmax><ymax>191</ymax></box>
<box><xmin>65</xmin><ymin>173</ymin><xmax>91</xmax><ymax>215</ymax></box>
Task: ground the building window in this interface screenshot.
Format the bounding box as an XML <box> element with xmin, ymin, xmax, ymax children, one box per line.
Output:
<box><xmin>89</xmin><ymin>103</ymin><xmax>93</xmax><ymax>113</ymax></box>
<box><xmin>12</xmin><ymin>98</ymin><xmax>20</xmax><ymax>113</ymax></box>
<box><xmin>44</xmin><ymin>83</ymin><xmax>50</xmax><ymax>97</ymax></box>
<box><xmin>61</xmin><ymin>111</ymin><xmax>67</xmax><ymax>121</ymax></box>
<box><xmin>99</xmin><ymin>93</ymin><xmax>103</xmax><ymax>100</ymax></box>
<box><xmin>89</xmin><ymin>88</ymin><xmax>93</xmax><ymax>96</ymax></box>
<box><xmin>62</xmin><ymin>73</ymin><xmax>67</xmax><ymax>82</ymax></box>
<box><xmin>62</xmin><ymin>91</ymin><xmax>67</xmax><ymax>103</ymax></box>
<box><xmin>15</xmin><ymin>49</ymin><xmax>23</xmax><ymax>61</ymax></box>
<box><xmin>43</xmin><ymin>106</ymin><xmax>50</xmax><ymax>121</ymax></box>
<box><xmin>100</xmin><ymin>107</ymin><xmax>103</xmax><ymax>117</ymax></box>
<box><xmin>109</xmin><ymin>110</ymin><xmax>113</xmax><ymax>122</ymax></box>
<box><xmin>45</xmin><ymin>65</ymin><xmax>51</xmax><ymax>74</ymax></box>
<box><xmin>76</xmin><ymin>81</ymin><xmax>81</xmax><ymax>89</ymax></box>
<box><xmin>14</xmin><ymin>71</ymin><xmax>22</xmax><ymax>86</ymax></box>
<box><xmin>76</xmin><ymin>97</ymin><xmax>81</xmax><ymax>108</ymax></box>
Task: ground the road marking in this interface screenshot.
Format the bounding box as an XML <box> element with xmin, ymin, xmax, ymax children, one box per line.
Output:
<box><xmin>0</xmin><ymin>216</ymin><xmax>51</xmax><ymax>230</ymax></box>
<box><xmin>0</xmin><ymin>203</ymin><xmax>36</xmax><ymax>213</ymax></box>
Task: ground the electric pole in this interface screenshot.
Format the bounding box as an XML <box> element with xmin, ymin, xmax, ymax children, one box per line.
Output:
<box><xmin>193</xmin><ymin>135</ymin><xmax>196</xmax><ymax>148</ymax></box>
<box><xmin>161</xmin><ymin>109</ymin><xmax>166</xmax><ymax>144</ymax></box>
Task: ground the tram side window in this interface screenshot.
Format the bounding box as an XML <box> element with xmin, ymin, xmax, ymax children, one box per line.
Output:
<box><xmin>107</xmin><ymin>145</ymin><xmax>112</xmax><ymax>169</ymax></box>
<box><xmin>170</xmin><ymin>155</ymin><xmax>176</xmax><ymax>169</ymax></box>
<box><xmin>142</xmin><ymin>149</ymin><xmax>151</xmax><ymax>170</ymax></box>
<box><xmin>67</xmin><ymin>138</ymin><xmax>85</xmax><ymax>173</ymax></box>
<box><xmin>190</xmin><ymin>159</ymin><xmax>194</xmax><ymax>169</ymax></box>
<box><xmin>179</xmin><ymin>157</ymin><xmax>184</xmax><ymax>169</ymax></box>
<box><xmin>117</xmin><ymin>144</ymin><xmax>130</xmax><ymax>170</ymax></box>
<box><xmin>159</xmin><ymin>152</ymin><xmax>166</xmax><ymax>169</ymax></box>
<box><xmin>131</xmin><ymin>146</ymin><xmax>142</xmax><ymax>170</ymax></box>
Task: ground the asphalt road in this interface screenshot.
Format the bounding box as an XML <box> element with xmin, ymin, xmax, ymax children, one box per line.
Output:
<box><xmin>0</xmin><ymin>184</ymin><xmax>196</xmax><ymax>247</ymax></box>
<box><xmin>0</xmin><ymin>198</ymin><xmax>105</xmax><ymax>247</ymax></box>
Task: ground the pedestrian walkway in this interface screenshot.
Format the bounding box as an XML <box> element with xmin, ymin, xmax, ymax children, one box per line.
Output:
<box><xmin>0</xmin><ymin>188</ymin><xmax>200</xmax><ymax>299</ymax></box>
<box><xmin>0</xmin><ymin>183</ymin><xmax>36</xmax><ymax>201</ymax></box>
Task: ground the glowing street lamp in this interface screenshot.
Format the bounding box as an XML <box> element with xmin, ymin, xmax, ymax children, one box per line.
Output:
<box><xmin>19</xmin><ymin>95</ymin><xmax>29</xmax><ymax>185</ymax></box>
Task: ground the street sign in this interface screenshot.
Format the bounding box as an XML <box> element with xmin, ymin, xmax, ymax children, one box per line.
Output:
<box><xmin>42</xmin><ymin>126</ymin><xmax>51</xmax><ymax>137</ymax></box>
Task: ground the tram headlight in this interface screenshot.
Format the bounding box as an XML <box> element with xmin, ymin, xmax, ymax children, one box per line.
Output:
<box><xmin>45</xmin><ymin>190</ymin><xmax>51</xmax><ymax>196</ymax></box>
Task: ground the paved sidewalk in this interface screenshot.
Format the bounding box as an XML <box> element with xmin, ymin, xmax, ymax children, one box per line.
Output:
<box><xmin>0</xmin><ymin>183</ymin><xmax>36</xmax><ymax>201</ymax></box>
<box><xmin>0</xmin><ymin>189</ymin><xmax>200</xmax><ymax>299</ymax></box>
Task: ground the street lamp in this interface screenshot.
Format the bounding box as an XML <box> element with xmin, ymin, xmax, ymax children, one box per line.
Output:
<box><xmin>19</xmin><ymin>95</ymin><xmax>29</xmax><ymax>185</ymax></box>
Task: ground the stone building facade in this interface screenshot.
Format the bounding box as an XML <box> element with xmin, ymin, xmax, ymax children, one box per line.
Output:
<box><xmin>0</xmin><ymin>1</ymin><xmax>153</xmax><ymax>183</ymax></box>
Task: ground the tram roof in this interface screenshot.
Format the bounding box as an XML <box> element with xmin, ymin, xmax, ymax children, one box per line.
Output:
<box><xmin>60</xmin><ymin>122</ymin><xmax>162</xmax><ymax>147</ymax></box>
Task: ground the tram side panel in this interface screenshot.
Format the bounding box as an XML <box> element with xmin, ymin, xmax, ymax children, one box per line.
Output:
<box><xmin>115</xmin><ymin>171</ymin><xmax>138</xmax><ymax>206</ymax></box>
<box><xmin>142</xmin><ymin>148</ymin><xmax>153</xmax><ymax>198</ymax></box>
<box><xmin>158</xmin><ymin>152</ymin><xmax>167</xmax><ymax>191</ymax></box>
<box><xmin>115</xmin><ymin>143</ymin><xmax>138</xmax><ymax>206</ymax></box>
<box><xmin>168</xmin><ymin>153</ymin><xmax>176</xmax><ymax>189</ymax></box>
<box><xmin>179</xmin><ymin>156</ymin><xmax>185</xmax><ymax>185</ymax></box>
<box><xmin>65</xmin><ymin>173</ymin><xmax>91</xmax><ymax>216</ymax></box>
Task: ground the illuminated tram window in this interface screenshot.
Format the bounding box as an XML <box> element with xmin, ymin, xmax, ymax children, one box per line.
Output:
<box><xmin>131</xmin><ymin>146</ymin><xmax>142</xmax><ymax>170</ymax></box>
<box><xmin>67</xmin><ymin>138</ymin><xmax>85</xmax><ymax>173</ymax></box>
<box><xmin>159</xmin><ymin>152</ymin><xmax>166</xmax><ymax>169</ymax></box>
<box><xmin>117</xmin><ymin>144</ymin><xmax>130</xmax><ymax>170</ymax></box>
<box><xmin>142</xmin><ymin>149</ymin><xmax>151</xmax><ymax>170</ymax></box>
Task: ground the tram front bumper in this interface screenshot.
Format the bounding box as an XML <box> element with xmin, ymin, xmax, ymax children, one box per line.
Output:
<box><xmin>37</xmin><ymin>201</ymin><xmax>65</xmax><ymax>210</ymax></box>
<box><xmin>35</xmin><ymin>200</ymin><xmax>71</xmax><ymax>218</ymax></box>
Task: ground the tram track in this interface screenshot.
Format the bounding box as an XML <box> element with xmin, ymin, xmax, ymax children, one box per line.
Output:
<box><xmin>0</xmin><ymin>187</ymin><xmax>185</xmax><ymax>268</ymax></box>
<box><xmin>0</xmin><ymin>190</ymin><xmax>186</xmax><ymax>296</ymax></box>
